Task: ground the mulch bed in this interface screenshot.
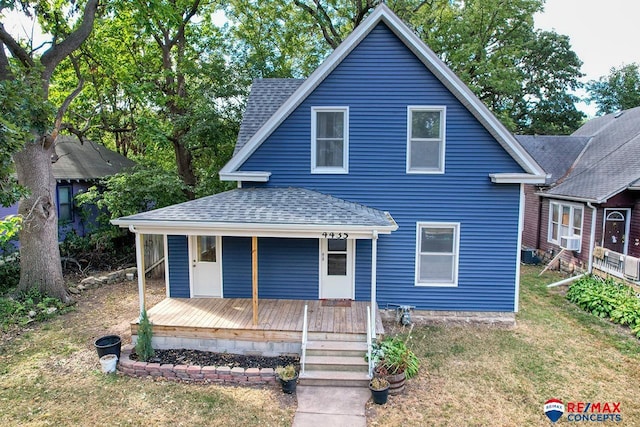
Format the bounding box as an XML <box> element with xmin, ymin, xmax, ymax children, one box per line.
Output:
<box><xmin>130</xmin><ymin>348</ymin><xmax>300</xmax><ymax>369</ymax></box>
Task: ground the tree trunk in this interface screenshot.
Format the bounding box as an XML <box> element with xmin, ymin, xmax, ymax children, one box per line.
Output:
<box><xmin>171</xmin><ymin>136</ymin><xmax>196</xmax><ymax>200</ymax></box>
<box><xmin>14</xmin><ymin>141</ymin><xmax>69</xmax><ymax>303</ymax></box>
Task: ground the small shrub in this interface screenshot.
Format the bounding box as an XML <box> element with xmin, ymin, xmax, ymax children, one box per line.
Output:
<box><xmin>567</xmin><ymin>275</ymin><xmax>640</xmax><ymax>338</ymax></box>
<box><xmin>0</xmin><ymin>287</ymin><xmax>69</xmax><ymax>330</ymax></box>
<box><xmin>275</xmin><ymin>364</ymin><xmax>297</xmax><ymax>381</ymax></box>
<box><xmin>135</xmin><ymin>309</ymin><xmax>155</xmax><ymax>362</ymax></box>
<box><xmin>0</xmin><ymin>253</ymin><xmax>20</xmax><ymax>294</ymax></box>
<box><xmin>370</xmin><ymin>335</ymin><xmax>420</xmax><ymax>379</ymax></box>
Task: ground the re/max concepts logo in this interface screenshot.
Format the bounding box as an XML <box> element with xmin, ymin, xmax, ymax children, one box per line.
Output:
<box><xmin>544</xmin><ymin>399</ymin><xmax>623</xmax><ymax>423</ymax></box>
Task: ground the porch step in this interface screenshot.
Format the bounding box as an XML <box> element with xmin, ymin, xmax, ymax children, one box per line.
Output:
<box><xmin>304</xmin><ymin>355</ymin><xmax>368</xmax><ymax>372</ymax></box>
<box><xmin>299</xmin><ymin>370</ymin><xmax>370</xmax><ymax>387</ymax></box>
<box><xmin>307</xmin><ymin>332</ymin><xmax>367</xmax><ymax>342</ymax></box>
<box><xmin>306</xmin><ymin>340</ymin><xmax>368</xmax><ymax>357</ymax></box>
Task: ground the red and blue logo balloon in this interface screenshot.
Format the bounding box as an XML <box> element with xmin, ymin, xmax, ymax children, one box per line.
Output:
<box><xmin>544</xmin><ymin>398</ymin><xmax>565</xmax><ymax>423</ymax></box>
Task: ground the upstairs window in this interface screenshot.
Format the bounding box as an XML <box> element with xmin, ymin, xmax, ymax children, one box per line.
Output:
<box><xmin>311</xmin><ymin>107</ymin><xmax>349</xmax><ymax>173</ymax></box>
<box><xmin>407</xmin><ymin>106</ymin><xmax>446</xmax><ymax>173</ymax></box>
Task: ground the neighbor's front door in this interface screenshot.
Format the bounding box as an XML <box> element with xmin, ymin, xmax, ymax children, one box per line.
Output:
<box><xmin>320</xmin><ymin>238</ymin><xmax>354</xmax><ymax>299</ymax></box>
<box><xmin>602</xmin><ymin>209</ymin><xmax>630</xmax><ymax>254</ymax></box>
<box><xmin>190</xmin><ymin>235</ymin><xmax>222</xmax><ymax>297</ymax></box>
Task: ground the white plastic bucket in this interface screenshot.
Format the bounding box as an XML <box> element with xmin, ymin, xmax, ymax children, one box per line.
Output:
<box><xmin>100</xmin><ymin>354</ymin><xmax>118</xmax><ymax>373</ymax></box>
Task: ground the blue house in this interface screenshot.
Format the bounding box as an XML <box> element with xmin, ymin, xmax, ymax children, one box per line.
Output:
<box><xmin>113</xmin><ymin>5</ymin><xmax>544</xmax><ymax>372</ymax></box>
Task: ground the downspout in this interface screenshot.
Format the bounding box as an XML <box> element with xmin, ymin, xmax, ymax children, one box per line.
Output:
<box><xmin>587</xmin><ymin>202</ymin><xmax>597</xmax><ymax>274</ymax></box>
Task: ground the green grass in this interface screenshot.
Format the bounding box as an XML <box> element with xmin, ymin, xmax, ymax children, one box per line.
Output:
<box><xmin>369</xmin><ymin>266</ymin><xmax>640</xmax><ymax>426</ymax></box>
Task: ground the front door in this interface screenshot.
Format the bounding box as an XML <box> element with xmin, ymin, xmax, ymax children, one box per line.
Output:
<box><xmin>602</xmin><ymin>209</ymin><xmax>630</xmax><ymax>254</ymax></box>
<box><xmin>190</xmin><ymin>235</ymin><xmax>222</xmax><ymax>297</ymax></box>
<box><xmin>320</xmin><ymin>239</ymin><xmax>354</xmax><ymax>299</ymax></box>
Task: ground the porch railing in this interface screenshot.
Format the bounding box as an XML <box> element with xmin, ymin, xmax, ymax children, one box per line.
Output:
<box><xmin>300</xmin><ymin>304</ymin><xmax>309</xmax><ymax>376</ymax></box>
<box><xmin>592</xmin><ymin>246</ymin><xmax>640</xmax><ymax>282</ymax></box>
<box><xmin>366</xmin><ymin>305</ymin><xmax>373</xmax><ymax>378</ymax></box>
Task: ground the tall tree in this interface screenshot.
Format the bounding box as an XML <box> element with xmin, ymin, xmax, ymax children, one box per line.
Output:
<box><xmin>587</xmin><ymin>63</ymin><xmax>640</xmax><ymax>115</ymax></box>
<box><xmin>0</xmin><ymin>0</ymin><xmax>99</xmax><ymax>301</ymax></box>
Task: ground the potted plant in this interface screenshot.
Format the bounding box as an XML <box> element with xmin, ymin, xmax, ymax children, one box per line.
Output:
<box><xmin>369</xmin><ymin>376</ymin><xmax>390</xmax><ymax>404</ymax></box>
<box><xmin>370</xmin><ymin>336</ymin><xmax>419</xmax><ymax>395</ymax></box>
<box><xmin>275</xmin><ymin>364</ymin><xmax>298</xmax><ymax>394</ymax></box>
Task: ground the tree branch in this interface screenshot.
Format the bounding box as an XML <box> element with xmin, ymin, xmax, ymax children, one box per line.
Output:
<box><xmin>294</xmin><ymin>0</ymin><xmax>340</xmax><ymax>49</ymax></box>
<box><xmin>40</xmin><ymin>0</ymin><xmax>99</xmax><ymax>86</ymax></box>
<box><xmin>49</xmin><ymin>55</ymin><xmax>84</xmax><ymax>146</ymax></box>
<box><xmin>0</xmin><ymin>23</ymin><xmax>36</xmax><ymax>69</ymax></box>
<box><xmin>0</xmin><ymin>41</ymin><xmax>13</xmax><ymax>80</ymax></box>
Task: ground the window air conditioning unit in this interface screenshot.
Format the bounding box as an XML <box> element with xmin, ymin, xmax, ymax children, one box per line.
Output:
<box><xmin>560</xmin><ymin>235</ymin><xmax>581</xmax><ymax>251</ymax></box>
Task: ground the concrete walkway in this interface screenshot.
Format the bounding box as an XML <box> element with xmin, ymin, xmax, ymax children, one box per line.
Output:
<box><xmin>292</xmin><ymin>386</ymin><xmax>370</xmax><ymax>427</ymax></box>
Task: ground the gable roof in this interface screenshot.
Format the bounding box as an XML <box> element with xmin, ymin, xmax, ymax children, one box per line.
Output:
<box><xmin>515</xmin><ymin>135</ymin><xmax>590</xmax><ymax>185</ymax></box>
<box><xmin>53</xmin><ymin>136</ymin><xmax>136</xmax><ymax>181</ymax></box>
<box><xmin>221</xmin><ymin>3</ymin><xmax>545</xmax><ymax>182</ymax></box>
<box><xmin>544</xmin><ymin>106</ymin><xmax>640</xmax><ymax>203</ymax></box>
<box><xmin>112</xmin><ymin>187</ymin><xmax>398</xmax><ymax>238</ymax></box>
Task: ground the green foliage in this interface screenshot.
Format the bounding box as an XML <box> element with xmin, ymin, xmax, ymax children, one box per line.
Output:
<box><xmin>76</xmin><ymin>163</ymin><xmax>189</xmax><ymax>220</ymax></box>
<box><xmin>567</xmin><ymin>275</ymin><xmax>640</xmax><ymax>338</ymax></box>
<box><xmin>587</xmin><ymin>63</ymin><xmax>640</xmax><ymax>115</ymax></box>
<box><xmin>274</xmin><ymin>364</ymin><xmax>297</xmax><ymax>381</ymax></box>
<box><xmin>0</xmin><ymin>215</ymin><xmax>22</xmax><ymax>244</ymax></box>
<box><xmin>135</xmin><ymin>309</ymin><xmax>155</xmax><ymax>362</ymax></box>
<box><xmin>0</xmin><ymin>253</ymin><xmax>20</xmax><ymax>294</ymax></box>
<box><xmin>0</xmin><ymin>287</ymin><xmax>70</xmax><ymax>331</ymax></box>
<box><xmin>370</xmin><ymin>335</ymin><xmax>420</xmax><ymax>379</ymax></box>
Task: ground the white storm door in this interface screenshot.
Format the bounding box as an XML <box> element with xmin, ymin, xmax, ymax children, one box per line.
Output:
<box><xmin>320</xmin><ymin>238</ymin><xmax>354</xmax><ymax>299</ymax></box>
<box><xmin>190</xmin><ymin>235</ymin><xmax>222</xmax><ymax>298</ymax></box>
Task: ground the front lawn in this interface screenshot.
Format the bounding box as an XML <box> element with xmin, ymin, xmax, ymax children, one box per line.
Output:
<box><xmin>0</xmin><ymin>280</ymin><xmax>296</xmax><ymax>426</ymax></box>
<box><xmin>368</xmin><ymin>266</ymin><xmax>640</xmax><ymax>426</ymax></box>
<box><xmin>1</xmin><ymin>267</ymin><xmax>638</xmax><ymax>426</ymax></box>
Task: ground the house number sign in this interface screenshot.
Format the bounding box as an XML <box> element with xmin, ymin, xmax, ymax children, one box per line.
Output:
<box><xmin>322</xmin><ymin>232</ymin><xmax>349</xmax><ymax>239</ymax></box>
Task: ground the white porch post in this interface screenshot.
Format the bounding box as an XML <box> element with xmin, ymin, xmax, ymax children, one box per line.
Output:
<box><xmin>371</xmin><ymin>231</ymin><xmax>378</xmax><ymax>335</ymax></box>
<box><xmin>252</xmin><ymin>236</ymin><xmax>258</xmax><ymax>326</ymax></box>
<box><xmin>135</xmin><ymin>230</ymin><xmax>146</xmax><ymax>318</ymax></box>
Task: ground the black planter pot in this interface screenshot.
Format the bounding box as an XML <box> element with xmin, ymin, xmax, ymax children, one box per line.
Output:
<box><xmin>94</xmin><ymin>335</ymin><xmax>122</xmax><ymax>360</ymax></box>
<box><xmin>369</xmin><ymin>385</ymin><xmax>390</xmax><ymax>405</ymax></box>
<box><xmin>279</xmin><ymin>376</ymin><xmax>298</xmax><ymax>394</ymax></box>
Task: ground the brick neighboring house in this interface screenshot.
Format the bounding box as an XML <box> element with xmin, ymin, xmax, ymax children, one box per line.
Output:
<box><xmin>517</xmin><ymin>106</ymin><xmax>640</xmax><ymax>274</ymax></box>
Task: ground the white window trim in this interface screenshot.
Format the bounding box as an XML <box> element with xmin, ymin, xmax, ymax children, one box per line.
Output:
<box><xmin>311</xmin><ymin>106</ymin><xmax>349</xmax><ymax>174</ymax></box>
<box><xmin>414</xmin><ymin>222</ymin><xmax>460</xmax><ymax>287</ymax></box>
<box><xmin>406</xmin><ymin>106</ymin><xmax>446</xmax><ymax>174</ymax></box>
<box><xmin>547</xmin><ymin>201</ymin><xmax>584</xmax><ymax>248</ymax></box>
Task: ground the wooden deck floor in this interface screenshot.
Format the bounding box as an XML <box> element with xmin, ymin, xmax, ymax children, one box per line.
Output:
<box><xmin>133</xmin><ymin>298</ymin><xmax>384</xmax><ymax>342</ymax></box>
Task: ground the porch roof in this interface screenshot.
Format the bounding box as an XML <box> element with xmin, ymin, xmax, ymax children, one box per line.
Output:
<box><xmin>112</xmin><ymin>187</ymin><xmax>398</xmax><ymax>238</ymax></box>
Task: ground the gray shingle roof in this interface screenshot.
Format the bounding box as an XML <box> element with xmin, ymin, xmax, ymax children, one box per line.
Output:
<box><xmin>235</xmin><ymin>79</ymin><xmax>304</xmax><ymax>155</ymax></box>
<box><xmin>515</xmin><ymin>135</ymin><xmax>590</xmax><ymax>185</ymax></box>
<box><xmin>115</xmin><ymin>187</ymin><xmax>396</xmax><ymax>228</ymax></box>
<box><xmin>546</xmin><ymin>106</ymin><xmax>640</xmax><ymax>202</ymax></box>
<box><xmin>53</xmin><ymin>136</ymin><xmax>136</xmax><ymax>181</ymax></box>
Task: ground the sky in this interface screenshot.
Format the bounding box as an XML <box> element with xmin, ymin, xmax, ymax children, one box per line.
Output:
<box><xmin>5</xmin><ymin>1</ymin><xmax>639</xmax><ymax>117</ymax></box>
<box><xmin>534</xmin><ymin>0</ymin><xmax>640</xmax><ymax>116</ymax></box>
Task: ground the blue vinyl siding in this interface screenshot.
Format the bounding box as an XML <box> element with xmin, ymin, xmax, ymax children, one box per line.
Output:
<box><xmin>167</xmin><ymin>235</ymin><xmax>190</xmax><ymax>298</ymax></box>
<box><xmin>222</xmin><ymin>237</ymin><xmax>319</xmax><ymax>299</ymax></box>
<box><xmin>238</xmin><ymin>23</ymin><xmax>523</xmax><ymax>312</ymax></box>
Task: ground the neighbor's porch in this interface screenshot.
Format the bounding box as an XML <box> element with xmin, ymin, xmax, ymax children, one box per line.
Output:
<box><xmin>131</xmin><ymin>298</ymin><xmax>384</xmax><ymax>355</ymax></box>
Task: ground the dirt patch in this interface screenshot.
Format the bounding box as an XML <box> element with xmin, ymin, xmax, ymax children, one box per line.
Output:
<box><xmin>130</xmin><ymin>348</ymin><xmax>300</xmax><ymax>369</ymax></box>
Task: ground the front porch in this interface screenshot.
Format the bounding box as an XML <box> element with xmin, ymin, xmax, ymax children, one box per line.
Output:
<box><xmin>132</xmin><ymin>298</ymin><xmax>385</xmax><ymax>356</ymax></box>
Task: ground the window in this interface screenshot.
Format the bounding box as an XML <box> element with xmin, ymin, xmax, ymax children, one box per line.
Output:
<box><xmin>57</xmin><ymin>186</ymin><xmax>73</xmax><ymax>222</ymax></box>
<box><xmin>327</xmin><ymin>239</ymin><xmax>347</xmax><ymax>276</ymax></box>
<box><xmin>407</xmin><ymin>106</ymin><xmax>446</xmax><ymax>173</ymax></box>
<box><xmin>311</xmin><ymin>107</ymin><xmax>349</xmax><ymax>173</ymax></box>
<box><xmin>548</xmin><ymin>201</ymin><xmax>583</xmax><ymax>244</ymax></box>
<box><xmin>197</xmin><ymin>236</ymin><xmax>217</xmax><ymax>262</ymax></box>
<box><xmin>415</xmin><ymin>222</ymin><xmax>459</xmax><ymax>286</ymax></box>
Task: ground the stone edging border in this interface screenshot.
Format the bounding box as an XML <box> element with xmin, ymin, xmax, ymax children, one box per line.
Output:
<box><xmin>117</xmin><ymin>345</ymin><xmax>278</xmax><ymax>386</ymax></box>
